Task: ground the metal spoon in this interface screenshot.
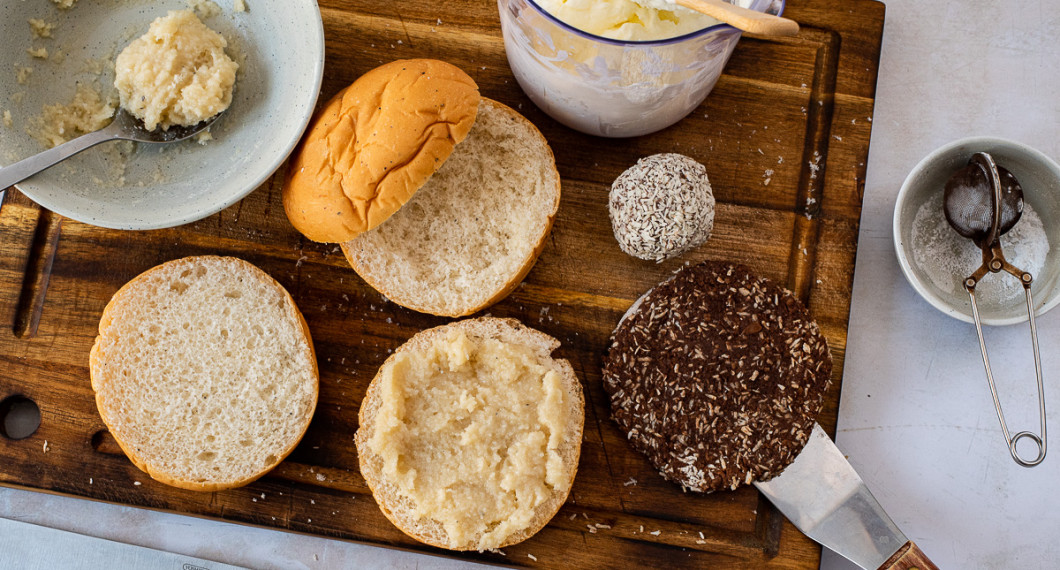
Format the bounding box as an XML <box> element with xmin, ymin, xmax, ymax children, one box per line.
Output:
<box><xmin>0</xmin><ymin>108</ymin><xmax>221</xmax><ymax>190</ymax></box>
<box><xmin>942</xmin><ymin>151</ymin><xmax>1047</xmax><ymax>467</ymax></box>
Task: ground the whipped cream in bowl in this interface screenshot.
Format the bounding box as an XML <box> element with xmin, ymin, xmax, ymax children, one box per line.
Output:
<box><xmin>498</xmin><ymin>0</ymin><xmax>784</xmax><ymax>137</ymax></box>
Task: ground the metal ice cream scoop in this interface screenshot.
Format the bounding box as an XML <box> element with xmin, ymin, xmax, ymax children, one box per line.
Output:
<box><xmin>0</xmin><ymin>108</ymin><xmax>221</xmax><ymax>190</ymax></box>
<box><xmin>942</xmin><ymin>151</ymin><xmax>1047</xmax><ymax>467</ymax></box>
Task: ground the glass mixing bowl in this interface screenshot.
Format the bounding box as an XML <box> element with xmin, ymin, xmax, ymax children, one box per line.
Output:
<box><xmin>498</xmin><ymin>0</ymin><xmax>784</xmax><ymax>137</ymax></box>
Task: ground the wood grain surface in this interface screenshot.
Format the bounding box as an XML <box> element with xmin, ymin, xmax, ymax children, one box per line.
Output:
<box><xmin>0</xmin><ymin>0</ymin><xmax>885</xmax><ymax>567</ymax></box>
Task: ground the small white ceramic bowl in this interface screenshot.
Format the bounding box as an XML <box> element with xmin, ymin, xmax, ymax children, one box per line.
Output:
<box><xmin>0</xmin><ymin>0</ymin><xmax>324</xmax><ymax>229</ymax></box>
<box><xmin>894</xmin><ymin>137</ymin><xmax>1060</xmax><ymax>325</ymax></box>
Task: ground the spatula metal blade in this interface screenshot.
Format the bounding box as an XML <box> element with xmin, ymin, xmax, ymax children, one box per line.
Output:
<box><xmin>753</xmin><ymin>423</ymin><xmax>906</xmax><ymax>570</ymax></box>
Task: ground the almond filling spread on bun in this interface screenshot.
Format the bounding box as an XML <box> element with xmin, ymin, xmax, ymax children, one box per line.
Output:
<box><xmin>369</xmin><ymin>328</ymin><xmax>569</xmax><ymax>550</ymax></box>
<box><xmin>356</xmin><ymin>318</ymin><xmax>584</xmax><ymax>551</ymax></box>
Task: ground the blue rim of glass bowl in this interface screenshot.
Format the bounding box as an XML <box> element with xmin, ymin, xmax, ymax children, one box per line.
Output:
<box><xmin>522</xmin><ymin>0</ymin><xmax>786</xmax><ymax>47</ymax></box>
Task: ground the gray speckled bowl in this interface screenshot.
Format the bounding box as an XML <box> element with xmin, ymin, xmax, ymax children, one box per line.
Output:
<box><xmin>893</xmin><ymin>137</ymin><xmax>1060</xmax><ymax>326</ymax></box>
<box><xmin>0</xmin><ymin>0</ymin><xmax>323</xmax><ymax>229</ymax></box>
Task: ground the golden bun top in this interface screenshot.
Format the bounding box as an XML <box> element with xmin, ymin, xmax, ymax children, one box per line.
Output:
<box><xmin>283</xmin><ymin>59</ymin><xmax>481</xmax><ymax>243</ymax></box>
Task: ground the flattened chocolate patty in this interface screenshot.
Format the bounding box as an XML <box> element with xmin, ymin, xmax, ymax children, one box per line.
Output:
<box><xmin>602</xmin><ymin>261</ymin><xmax>831</xmax><ymax>492</ymax></box>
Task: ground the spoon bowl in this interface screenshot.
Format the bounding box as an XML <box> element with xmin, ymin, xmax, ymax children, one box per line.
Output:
<box><xmin>111</xmin><ymin>108</ymin><xmax>222</xmax><ymax>144</ymax></box>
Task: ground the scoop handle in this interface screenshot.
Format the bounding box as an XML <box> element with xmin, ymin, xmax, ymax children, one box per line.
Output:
<box><xmin>673</xmin><ymin>0</ymin><xmax>800</xmax><ymax>36</ymax></box>
<box><xmin>0</xmin><ymin>123</ymin><xmax>120</xmax><ymax>190</ymax></box>
<box><xmin>878</xmin><ymin>541</ymin><xmax>939</xmax><ymax>570</ymax></box>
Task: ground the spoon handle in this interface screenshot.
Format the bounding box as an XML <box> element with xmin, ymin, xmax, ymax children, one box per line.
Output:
<box><xmin>0</xmin><ymin>124</ymin><xmax>121</xmax><ymax>191</ymax></box>
<box><xmin>674</xmin><ymin>0</ymin><xmax>800</xmax><ymax>36</ymax></box>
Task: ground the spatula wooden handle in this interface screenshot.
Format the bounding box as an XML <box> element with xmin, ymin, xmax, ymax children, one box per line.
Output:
<box><xmin>878</xmin><ymin>541</ymin><xmax>939</xmax><ymax>570</ymax></box>
<box><xmin>673</xmin><ymin>0</ymin><xmax>800</xmax><ymax>36</ymax></box>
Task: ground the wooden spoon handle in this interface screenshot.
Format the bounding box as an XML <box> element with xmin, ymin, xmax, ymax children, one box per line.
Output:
<box><xmin>673</xmin><ymin>0</ymin><xmax>800</xmax><ymax>36</ymax></box>
<box><xmin>878</xmin><ymin>541</ymin><xmax>940</xmax><ymax>570</ymax></box>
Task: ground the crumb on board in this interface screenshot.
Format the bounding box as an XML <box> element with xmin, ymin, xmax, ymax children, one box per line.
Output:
<box><xmin>650</xmin><ymin>530</ymin><xmax>661</xmax><ymax>536</ymax></box>
<box><xmin>134</xmin><ymin>481</ymin><xmax>142</xmax><ymax>486</ymax></box>
<box><xmin>27</xmin><ymin>47</ymin><xmax>49</xmax><ymax>59</ymax></box>
<box><xmin>234</xmin><ymin>0</ymin><xmax>247</xmax><ymax>12</ymax></box>
<box><xmin>623</xmin><ymin>477</ymin><xmax>637</xmax><ymax>486</ymax></box>
<box><xmin>527</xmin><ymin>554</ymin><xmax>538</xmax><ymax>561</ymax></box>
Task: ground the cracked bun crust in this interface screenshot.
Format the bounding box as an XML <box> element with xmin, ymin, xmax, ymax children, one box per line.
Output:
<box><xmin>282</xmin><ymin>59</ymin><xmax>480</xmax><ymax>243</ymax></box>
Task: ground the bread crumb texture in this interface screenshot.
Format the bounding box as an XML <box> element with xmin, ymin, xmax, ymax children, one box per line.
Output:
<box><xmin>91</xmin><ymin>256</ymin><xmax>317</xmax><ymax>490</ymax></box>
<box><xmin>359</xmin><ymin>319</ymin><xmax>582</xmax><ymax>550</ymax></box>
<box><xmin>346</xmin><ymin>99</ymin><xmax>559</xmax><ymax>316</ymax></box>
<box><xmin>114</xmin><ymin>10</ymin><xmax>237</xmax><ymax>131</ymax></box>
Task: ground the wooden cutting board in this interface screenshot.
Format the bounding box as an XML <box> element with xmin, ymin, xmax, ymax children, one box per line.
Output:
<box><xmin>0</xmin><ymin>0</ymin><xmax>885</xmax><ymax>567</ymax></box>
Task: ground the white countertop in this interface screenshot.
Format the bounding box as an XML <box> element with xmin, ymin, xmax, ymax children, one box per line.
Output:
<box><xmin>4</xmin><ymin>1</ymin><xmax>1060</xmax><ymax>568</ymax></box>
<box><xmin>821</xmin><ymin>0</ymin><xmax>1060</xmax><ymax>569</ymax></box>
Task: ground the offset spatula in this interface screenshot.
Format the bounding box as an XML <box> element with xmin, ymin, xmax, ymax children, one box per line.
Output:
<box><xmin>754</xmin><ymin>424</ymin><xmax>938</xmax><ymax>570</ymax></box>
